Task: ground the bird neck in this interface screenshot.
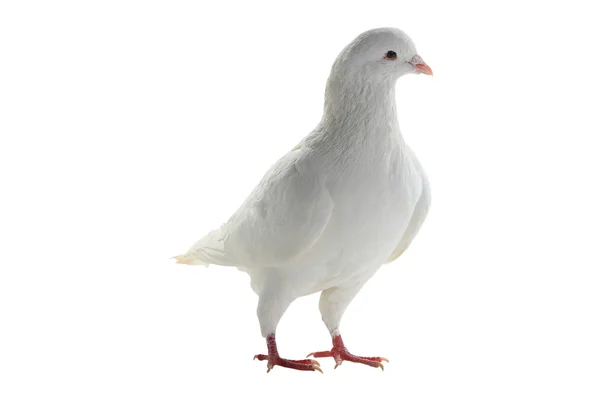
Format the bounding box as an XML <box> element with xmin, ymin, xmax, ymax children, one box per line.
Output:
<box><xmin>320</xmin><ymin>76</ymin><xmax>400</xmax><ymax>136</ymax></box>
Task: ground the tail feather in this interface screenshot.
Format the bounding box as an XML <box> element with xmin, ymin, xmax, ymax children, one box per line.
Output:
<box><xmin>172</xmin><ymin>253</ymin><xmax>209</xmax><ymax>266</ymax></box>
<box><xmin>173</xmin><ymin>228</ymin><xmax>235</xmax><ymax>267</ymax></box>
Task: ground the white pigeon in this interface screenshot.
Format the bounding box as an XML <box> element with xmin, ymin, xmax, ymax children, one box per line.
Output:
<box><xmin>175</xmin><ymin>27</ymin><xmax>432</xmax><ymax>373</ymax></box>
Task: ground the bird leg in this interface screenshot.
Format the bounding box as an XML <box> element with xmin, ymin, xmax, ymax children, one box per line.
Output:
<box><xmin>308</xmin><ymin>334</ymin><xmax>388</xmax><ymax>370</ymax></box>
<box><xmin>254</xmin><ymin>334</ymin><xmax>322</xmax><ymax>373</ymax></box>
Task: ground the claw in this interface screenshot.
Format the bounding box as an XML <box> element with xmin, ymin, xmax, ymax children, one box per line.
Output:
<box><xmin>307</xmin><ymin>335</ymin><xmax>388</xmax><ymax>371</ymax></box>
<box><xmin>256</xmin><ymin>335</ymin><xmax>323</xmax><ymax>373</ymax></box>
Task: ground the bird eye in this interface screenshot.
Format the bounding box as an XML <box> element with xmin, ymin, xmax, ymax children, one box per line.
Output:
<box><xmin>385</xmin><ymin>50</ymin><xmax>397</xmax><ymax>60</ymax></box>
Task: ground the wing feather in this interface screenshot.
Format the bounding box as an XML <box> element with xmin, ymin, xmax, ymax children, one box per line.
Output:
<box><xmin>219</xmin><ymin>150</ymin><xmax>333</xmax><ymax>268</ymax></box>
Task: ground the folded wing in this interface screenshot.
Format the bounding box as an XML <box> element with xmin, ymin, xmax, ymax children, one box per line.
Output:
<box><xmin>177</xmin><ymin>150</ymin><xmax>334</xmax><ymax>269</ymax></box>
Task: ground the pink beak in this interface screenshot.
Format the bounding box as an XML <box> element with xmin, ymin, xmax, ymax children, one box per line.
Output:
<box><xmin>409</xmin><ymin>55</ymin><xmax>433</xmax><ymax>76</ymax></box>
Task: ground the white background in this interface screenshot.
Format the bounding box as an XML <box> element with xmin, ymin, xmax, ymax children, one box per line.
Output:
<box><xmin>1</xmin><ymin>0</ymin><xmax>599</xmax><ymax>398</ymax></box>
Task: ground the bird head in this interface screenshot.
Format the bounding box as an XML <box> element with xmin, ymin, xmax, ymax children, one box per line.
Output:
<box><xmin>330</xmin><ymin>28</ymin><xmax>433</xmax><ymax>83</ymax></box>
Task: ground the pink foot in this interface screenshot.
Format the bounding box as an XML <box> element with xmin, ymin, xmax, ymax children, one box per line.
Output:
<box><xmin>254</xmin><ymin>334</ymin><xmax>322</xmax><ymax>373</ymax></box>
<box><xmin>308</xmin><ymin>335</ymin><xmax>388</xmax><ymax>370</ymax></box>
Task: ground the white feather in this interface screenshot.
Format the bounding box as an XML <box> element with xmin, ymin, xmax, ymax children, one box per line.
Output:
<box><xmin>175</xmin><ymin>27</ymin><xmax>431</xmax><ymax>339</ymax></box>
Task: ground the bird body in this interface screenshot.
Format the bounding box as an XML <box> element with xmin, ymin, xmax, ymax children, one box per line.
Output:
<box><xmin>175</xmin><ymin>27</ymin><xmax>432</xmax><ymax>372</ymax></box>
